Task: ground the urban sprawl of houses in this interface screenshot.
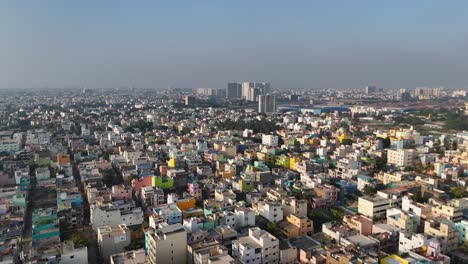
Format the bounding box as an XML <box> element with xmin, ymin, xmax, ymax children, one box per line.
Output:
<box><xmin>0</xmin><ymin>84</ymin><xmax>468</xmax><ymax>264</ymax></box>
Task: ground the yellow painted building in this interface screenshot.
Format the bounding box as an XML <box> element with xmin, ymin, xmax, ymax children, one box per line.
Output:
<box><xmin>220</xmin><ymin>171</ymin><xmax>233</xmax><ymax>179</ymax></box>
<box><xmin>381</xmin><ymin>255</ymin><xmax>408</xmax><ymax>264</ymax></box>
<box><xmin>176</xmin><ymin>197</ymin><xmax>196</xmax><ymax>212</ymax></box>
<box><xmin>168</xmin><ymin>158</ymin><xmax>175</xmax><ymax>168</ymax></box>
<box><xmin>289</xmin><ymin>156</ymin><xmax>301</xmax><ymax>170</ymax></box>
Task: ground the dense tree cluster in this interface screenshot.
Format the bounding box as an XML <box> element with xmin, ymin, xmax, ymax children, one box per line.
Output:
<box><xmin>216</xmin><ymin>118</ymin><xmax>279</xmax><ymax>134</ymax></box>
<box><xmin>444</xmin><ymin>114</ymin><xmax>468</xmax><ymax>131</ymax></box>
<box><xmin>393</xmin><ymin>116</ymin><xmax>425</xmax><ymax>126</ymax></box>
<box><xmin>450</xmin><ymin>185</ymin><xmax>468</xmax><ymax>198</ymax></box>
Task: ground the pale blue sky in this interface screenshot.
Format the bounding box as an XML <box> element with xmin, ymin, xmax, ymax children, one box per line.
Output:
<box><xmin>1</xmin><ymin>0</ymin><xmax>468</xmax><ymax>89</ymax></box>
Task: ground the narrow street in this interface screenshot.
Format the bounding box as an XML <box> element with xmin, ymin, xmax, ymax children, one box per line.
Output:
<box><xmin>72</xmin><ymin>157</ymin><xmax>100</xmax><ymax>264</ymax></box>
<box><xmin>19</xmin><ymin>167</ymin><xmax>37</xmax><ymax>262</ymax></box>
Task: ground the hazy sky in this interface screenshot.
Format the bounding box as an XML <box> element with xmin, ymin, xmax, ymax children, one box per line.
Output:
<box><xmin>2</xmin><ymin>0</ymin><xmax>468</xmax><ymax>90</ymax></box>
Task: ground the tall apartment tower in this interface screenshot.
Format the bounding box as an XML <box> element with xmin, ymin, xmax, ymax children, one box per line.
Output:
<box><xmin>145</xmin><ymin>223</ymin><xmax>187</xmax><ymax>264</ymax></box>
<box><xmin>184</xmin><ymin>96</ymin><xmax>196</xmax><ymax>106</ymax></box>
<box><xmin>399</xmin><ymin>88</ymin><xmax>411</xmax><ymax>102</ymax></box>
<box><xmin>241</xmin><ymin>82</ymin><xmax>271</xmax><ymax>101</ymax></box>
<box><xmin>258</xmin><ymin>94</ymin><xmax>276</xmax><ymax>113</ymax></box>
<box><xmin>365</xmin><ymin>86</ymin><xmax>377</xmax><ymax>94</ymax></box>
<box><xmin>226</xmin><ymin>82</ymin><xmax>242</xmax><ymax>99</ymax></box>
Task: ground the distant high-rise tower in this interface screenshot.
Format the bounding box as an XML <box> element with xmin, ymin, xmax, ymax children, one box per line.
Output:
<box><xmin>365</xmin><ymin>86</ymin><xmax>377</xmax><ymax>94</ymax></box>
<box><xmin>399</xmin><ymin>88</ymin><xmax>411</xmax><ymax>102</ymax></box>
<box><xmin>289</xmin><ymin>94</ymin><xmax>299</xmax><ymax>102</ymax></box>
<box><xmin>258</xmin><ymin>94</ymin><xmax>276</xmax><ymax>113</ymax></box>
<box><xmin>414</xmin><ymin>87</ymin><xmax>442</xmax><ymax>99</ymax></box>
<box><xmin>241</xmin><ymin>82</ymin><xmax>271</xmax><ymax>101</ymax></box>
<box><xmin>184</xmin><ymin>96</ymin><xmax>196</xmax><ymax>106</ymax></box>
<box><xmin>226</xmin><ymin>82</ymin><xmax>242</xmax><ymax>99</ymax></box>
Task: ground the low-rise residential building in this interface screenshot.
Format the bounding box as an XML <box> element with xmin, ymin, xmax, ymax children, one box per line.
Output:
<box><xmin>424</xmin><ymin>219</ymin><xmax>459</xmax><ymax>253</ymax></box>
<box><xmin>97</xmin><ymin>224</ymin><xmax>131</xmax><ymax>263</ymax></box>
<box><xmin>255</xmin><ymin>200</ymin><xmax>284</xmax><ymax>223</ymax></box>
<box><xmin>145</xmin><ymin>223</ymin><xmax>187</xmax><ymax>264</ymax></box>
<box><xmin>343</xmin><ymin>215</ymin><xmax>373</xmax><ymax>235</ymax></box>
<box><xmin>232</xmin><ymin>227</ymin><xmax>280</xmax><ymax>264</ymax></box>
<box><xmin>110</xmin><ymin>249</ymin><xmax>148</xmax><ymax>264</ymax></box>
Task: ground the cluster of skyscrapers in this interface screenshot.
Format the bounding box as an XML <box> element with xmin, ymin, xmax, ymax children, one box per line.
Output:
<box><xmin>226</xmin><ymin>81</ymin><xmax>271</xmax><ymax>101</ymax></box>
<box><xmin>226</xmin><ymin>81</ymin><xmax>276</xmax><ymax>113</ymax></box>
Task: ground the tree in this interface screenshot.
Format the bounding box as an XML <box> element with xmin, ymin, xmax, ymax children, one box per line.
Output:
<box><xmin>410</xmin><ymin>193</ymin><xmax>428</xmax><ymax>203</ymax></box>
<box><xmin>72</xmin><ymin>234</ymin><xmax>90</xmax><ymax>247</ymax></box>
<box><xmin>381</xmin><ymin>137</ymin><xmax>391</xmax><ymax>149</ymax></box>
<box><xmin>308</xmin><ymin>210</ymin><xmax>330</xmax><ymax>232</ymax></box>
<box><xmin>102</xmin><ymin>170</ymin><xmax>123</xmax><ymax>188</ymax></box>
<box><xmin>124</xmin><ymin>174</ymin><xmax>138</xmax><ymax>187</ymax></box>
<box><xmin>445</xmin><ymin>114</ymin><xmax>468</xmax><ymax>130</ymax></box>
<box><xmin>265</xmin><ymin>222</ymin><xmax>284</xmax><ymax>239</ymax></box>
<box><xmin>124</xmin><ymin>240</ymin><xmax>145</xmax><ymax>251</ymax></box>
<box><xmin>341</xmin><ymin>138</ymin><xmax>353</xmax><ymax>146</ymax></box>
<box><xmin>330</xmin><ymin>208</ymin><xmax>344</xmax><ymax>223</ymax></box>
<box><xmin>362</xmin><ymin>184</ymin><xmax>376</xmax><ymax>195</ymax></box>
<box><xmin>450</xmin><ymin>186</ymin><xmax>468</xmax><ymax>198</ymax></box>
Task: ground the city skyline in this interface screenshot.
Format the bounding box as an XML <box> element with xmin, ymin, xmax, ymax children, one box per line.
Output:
<box><xmin>2</xmin><ymin>0</ymin><xmax>468</xmax><ymax>90</ymax></box>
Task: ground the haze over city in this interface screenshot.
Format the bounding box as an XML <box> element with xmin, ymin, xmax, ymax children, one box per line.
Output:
<box><xmin>2</xmin><ymin>2</ymin><xmax>468</xmax><ymax>264</ymax></box>
<box><xmin>2</xmin><ymin>0</ymin><xmax>468</xmax><ymax>90</ymax></box>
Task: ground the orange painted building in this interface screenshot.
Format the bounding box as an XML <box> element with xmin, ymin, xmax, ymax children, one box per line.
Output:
<box><xmin>220</xmin><ymin>171</ymin><xmax>233</xmax><ymax>179</ymax></box>
<box><xmin>287</xmin><ymin>214</ymin><xmax>314</xmax><ymax>236</ymax></box>
<box><xmin>176</xmin><ymin>197</ymin><xmax>196</xmax><ymax>212</ymax></box>
<box><xmin>57</xmin><ymin>153</ymin><xmax>71</xmax><ymax>165</ymax></box>
<box><xmin>159</xmin><ymin>165</ymin><xmax>168</xmax><ymax>177</ymax></box>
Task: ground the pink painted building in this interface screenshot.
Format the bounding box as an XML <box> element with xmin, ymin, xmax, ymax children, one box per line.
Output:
<box><xmin>187</xmin><ymin>182</ymin><xmax>202</xmax><ymax>200</ymax></box>
<box><xmin>111</xmin><ymin>184</ymin><xmax>133</xmax><ymax>200</ymax></box>
<box><xmin>343</xmin><ymin>215</ymin><xmax>373</xmax><ymax>235</ymax></box>
<box><xmin>0</xmin><ymin>171</ymin><xmax>15</xmax><ymax>186</ymax></box>
<box><xmin>131</xmin><ymin>177</ymin><xmax>154</xmax><ymax>195</ymax></box>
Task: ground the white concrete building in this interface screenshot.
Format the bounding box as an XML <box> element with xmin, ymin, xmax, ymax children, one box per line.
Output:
<box><xmin>234</xmin><ymin>207</ymin><xmax>256</xmax><ymax>228</ymax></box>
<box><xmin>141</xmin><ymin>186</ymin><xmax>165</xmax><ymax>208</ymax></box>
<box><xmin>183</xmin><ymin>217</ymin><xmax>204</xmax><ymax>233</ymax></box>
<box><xmin>194</xmin><ymin>247</ymin><xmax>233</xmax><ymax>264</ymax></box>
<box><xmin>232</xmin><ymin>236</ymin><xmax>262</xmax><ymax>264</ymax></box>
<box><xmin>146</xmin><ymin>223</ymin><xmax>187</xmax><ymax>264</ymax></box>
<box><xmin>60</xmin><ymin>241</ymin><xmax>88</xmax><ymax>264</ymax></box>
<box><xmin>91</xmin><ymin>202</ymin><xmax>144</xmax><ymax>231</ymax></box>
<box><xmin>232</xmin><ymin>227</ymin><xmax>280</xmax><ymax>264</ymax></box>
<box><xmin>97</xmin><ymin>224</ymin><xmax>131</xmax><ymax>263</ymax></box>
<box><xmin>218</xmin><ymin>211</ymin><xmax>237</xmax><ymax>229</ymax></box>
<box><xmin>387</xmin><ymin>149</ymin><xmax>415</xmax><ymax>167</ymax></box>
<box><xmin>281</xmin><ymin>197</ymin><xmax>307</xmax><ymax>217</ymax></box>
<box><xmin>110</xmin><ymin>249</ymin><xmax>147</xmax><ymax>264</ymax></box>
<box><xmin>358</xmin><ymin>192</ymin><xmax>401</xmax><ymax>219</ymax></box>
<box><xmin>401</xmin><ymin>196</ymin><xmax>430</xmax><ymax>225</ymax></box>
<box><xmin>399</xmin><ymin>232</ymin><xmax>438</xmax><ymax>254</ymax></box>
<box><xmin>262</xmin><ymin>134</ymin><xmax>279</xmax><ymax>147</ymax></box>
<box><xmin>256</xmin><ymin>201</ymin><xmax>283</xmax><ymax>223</ymax></box>
<box><xmin>0</xmin><ymin>139</ymin><xmax>21</xmax><ymax>153</ymax></box>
